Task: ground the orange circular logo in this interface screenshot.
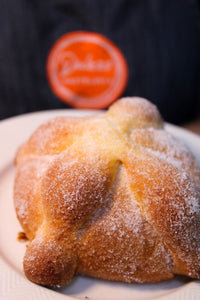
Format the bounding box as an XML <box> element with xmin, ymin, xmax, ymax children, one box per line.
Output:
<box><xmin>46</xmin><ymin>31</ymin><xmax>128</xmax><ymax>109</ymax></box>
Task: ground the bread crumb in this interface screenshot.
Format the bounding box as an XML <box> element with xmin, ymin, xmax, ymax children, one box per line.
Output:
<box><xmin>17</xmin><ymin>231</ymin><xmax>28</xmax><ymax>242</ymax></box>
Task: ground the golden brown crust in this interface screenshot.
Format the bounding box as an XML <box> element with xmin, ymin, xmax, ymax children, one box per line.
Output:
<box><xmin>14</xmin><ymin>97</ymin><xmax>200</xmax><ymax>286</ymax></box>
<box><xmin>77</xmin><ymin>165</ymin><xmax>174</xmax><ymax>283</ymax></box>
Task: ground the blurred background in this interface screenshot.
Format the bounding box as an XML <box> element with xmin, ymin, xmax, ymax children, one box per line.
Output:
<box><xmin>0</xmin><ymin>0</ymin><xmax>200</xmax><ymax>133</ymax></box>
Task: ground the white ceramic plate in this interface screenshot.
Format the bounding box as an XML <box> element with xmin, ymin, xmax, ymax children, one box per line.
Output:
<box><xmin>0</xmin><ymin>110</ymin><xmax>200</xmax><ymax>300</ymax></box>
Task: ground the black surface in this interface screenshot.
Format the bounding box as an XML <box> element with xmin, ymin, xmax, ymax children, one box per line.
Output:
<box><xmin>0</xmin><ymin>0</ymin><xmax>200</xmax><ymax>124</ymax></box>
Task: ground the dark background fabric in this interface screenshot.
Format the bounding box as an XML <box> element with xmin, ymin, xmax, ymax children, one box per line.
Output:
<box><xmin>0</xmin><ymin>0</ymin><xmax>200</xmax><ymax>124</ymax></box>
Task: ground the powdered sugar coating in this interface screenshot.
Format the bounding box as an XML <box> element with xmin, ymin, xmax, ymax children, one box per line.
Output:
<box><xmin>14</xmin><ymin>156</ymin><xmax>52</xmax><ymax>239</ymax></box>
<box><xmin>78</xmin><ymin>165</ymin><xmax>174</xmax><ymax>282</ymax></box>
<box><xmin>14</xmin><ymin>97</ymin><xmax>200</xmax><ymax>286</ymax></box>
<box><xmin>107</xmin><ymin>97</ymin><xmax>163</xmax><ymax>134</ymax></box>
<box><xmin>130</xmin><ymin>128</ymin><xmax>200</xmax><ymax>184</ymax></box>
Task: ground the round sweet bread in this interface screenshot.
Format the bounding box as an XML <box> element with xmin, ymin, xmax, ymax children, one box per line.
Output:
<box><xmin>14</xmin><ymin>97</ymin><xmax>200</xmax><ymax>286</ymax></box>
